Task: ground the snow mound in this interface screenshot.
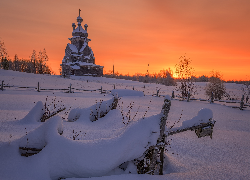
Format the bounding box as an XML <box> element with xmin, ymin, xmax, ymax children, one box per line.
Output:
<box><xmin>68</xmin><ymin>96</ymin><xmax>116</xmax><ymax>122</ymax></box>
<box><xmin>1</xmin><ymin>103</ymin><xmax>162</xmax><ymax>179</ymax></box>
<box><xmin>18</xmin><ymin>114</ymin><xmax>160</xmax><ymax>179</ymax></box>
<box><xmin>18</xmin><ymin>115</ymin><xmax>63</xmax><ymax>149</ymax></box>
<box><xmin>111</xmin><ymin>89</ymin><xmax>144</xmax><ymax>97</ymax></box>
<box><xmin>18</xmin><ymin>101</ymin><xmax>45</xmax><ymax>124</ymax></box>
<box><xmin>182</xmin><ymin>108</ymin><xmax>213</xmax><ymax>128</ymax></box>
<box><xmin>164</xmin><ymin>95</ymin><xmax>171</xmax><ymax>101</ymax></box>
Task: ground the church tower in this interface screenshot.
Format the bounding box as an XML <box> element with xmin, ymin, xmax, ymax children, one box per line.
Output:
<box><xmin>61</xmin><ymin>9</ymin><xmax>103</xmax><ymax>76</ymax></box>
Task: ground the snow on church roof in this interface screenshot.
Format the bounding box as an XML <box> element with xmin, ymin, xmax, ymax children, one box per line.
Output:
<box><xmin>67</xmin><ymin>43</ymin><xmax>78</xmax><ymax>53</ymax></box>
<box><xmin>79</xmin><ymin>41</ymin><xmax>87</xmax><ymax>52</ymax></box>
<box><xmin>73</xmin><ymin>26</ymin><xmax>87</xmax><ymax>34</ymax></box>
<box><xmin>71</xmin><ymin>65</ymin><xmax>81</xmax><ymax>70</ymax></box>
<box><xmin>77</xmin><ymin>61</ymin><xmax>103</xmax><ymax>67</ymax></box>
<box><xmin>66</xmin><ymin>61</ymin><xmax>103</xmax><ymax>68</ymax></box>
<box><xmin>84</xmin><ymin>55</ymin><xmax>90</xmax><ymax>59</ymax></box>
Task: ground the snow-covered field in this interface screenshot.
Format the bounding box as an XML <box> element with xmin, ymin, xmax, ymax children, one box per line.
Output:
<box><xmin>0</xmin><ymin>69</ymin><xmax>250</xmax><ymax>180</ymax></box>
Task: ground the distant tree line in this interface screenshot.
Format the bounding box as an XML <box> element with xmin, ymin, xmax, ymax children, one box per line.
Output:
<box><xmin>103</xmin><ymin>66</ymin><xmax>210</xmax><ymax>88</ymax></box>
<box><xmin>104</xmin><ymin>68</ymin><xmax>176</xmax><ymax>86</ymax></box>
<box><xmin>0</xmin><ymin>39</ymin><xmax>52</xmax><ymax>74</ymax></box>
<box><xmin>104</xmin><ymin>70</ymin><xmax>216</xmax><ymax>85</ymax></box>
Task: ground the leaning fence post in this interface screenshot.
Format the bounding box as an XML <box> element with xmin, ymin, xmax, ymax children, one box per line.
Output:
<box><xmin>136</xmin><ymin>96</ymin><xmax>171</xmax><ymax>175</ymax></box>
<box><xmin>158</xmin><ymin>95</ymin><xmax>171</xmax><ymax>175</ymax></box>
<box><xmin>37</xmin><ymin>82</ymin><xmax>40</xmax><ymax>92</ymax></box>
<box><xmin>1</xmin><ymin>80</ymin><xmax>4</xmax><ymax>91</ymax></box>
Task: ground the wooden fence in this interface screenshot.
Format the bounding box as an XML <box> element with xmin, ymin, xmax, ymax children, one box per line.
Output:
<box><xmin>0</xmin><ymin>80</ymin><xmax>105</xmax><ymax>94</ymax></box>
<box><xmin>1</xmin><ymin>80</ymin><xmax>249</xmax><ymax>110</ymax></box>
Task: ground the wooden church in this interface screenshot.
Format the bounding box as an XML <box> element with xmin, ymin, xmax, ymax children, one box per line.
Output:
<box><xmin>61</xmin><ymin>10</ymin><xmax>103</xmax><ymax>76</ymax></box>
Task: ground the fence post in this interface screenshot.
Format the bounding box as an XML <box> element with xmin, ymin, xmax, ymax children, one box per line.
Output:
<box><xmin>37</xmin><ymin>82</ymin><xmax>40</xmax><ymax>92</ymax></box>
<box><xmin>133</xmin><ymin>86</ymin><xmax>134</xmax><ymax>90</ymax></box>
<box><xmin>156</xmin><ymin>89</ymin><xmax>159</xmax><ymax>97</ymax></box>
<box><xmin>146</xmin><ymin>96</ymin><xmax>171</xmax><ymax>174</ymax></box>
<box><xmin>172</xmin><ymin>91</ymin><xmax>175</xmax><ymax>98</ymax></box>
<box><xmin>240</xmin><ymin>95</ymin><xmax>244</xmax><ymax>110</ymax></box>
<box><xmin>100</xmin><ymin>86</ymin><xmax>103</xmax><ymax>94</ymax></box>
<box><xmin>187</xmin><ymin>91</ymin><xmax>190</xmax><ymax>102</ymax></box>
<box><xmin>158</xmin><ymin>95</ymin><xmax>171</xmax><ymax>175</ymax></box>
<box><xmin>111</xmin><ymin>93</ymin><xmax>119</xmax><ymax>110</ymax></box>
<box><xmin>113</xmin><ymin>84</ymin><xmax>115</xmax><ymax>89</ymax></box>
<box><xmin>1</xmin><ymin>80</ymin><xmax>4</xmax><ymax>91</ymax></box>
<box><xmin>69</xmin><ymin>83</ymin><xmax>72</xmax><ymax>93</ymax></box>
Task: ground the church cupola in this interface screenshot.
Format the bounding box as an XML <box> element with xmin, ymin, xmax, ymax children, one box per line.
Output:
<box><xmin>72</xmin><ymin>23</ymin><xmax>76</xmax><ymax>30</ymax></box>
<box><xmin>84</xmin><ymin>24</ymin><xmax>88</xmax><ymax>31</ymax></box>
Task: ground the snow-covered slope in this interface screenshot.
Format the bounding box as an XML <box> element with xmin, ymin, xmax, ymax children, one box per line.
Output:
<box><xmin>0</xmin><ymin>69</ymin><xmax>250</xmax><ymax>180</ymax></box>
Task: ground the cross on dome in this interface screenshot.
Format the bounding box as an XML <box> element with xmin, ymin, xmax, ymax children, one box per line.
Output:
<box><xmin>77</xmin><ymin>8</ymin><xmax>83</xmax><ymax>25</ymax></box>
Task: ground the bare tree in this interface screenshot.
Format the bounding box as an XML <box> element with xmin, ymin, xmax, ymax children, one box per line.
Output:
<box><xmin>0</xmin><ymin>39</ymin><xmax>8</xmax><ymax>59</ymax></box>
<box><xmin>37</xmin><ymin>48</ymin><xmax>50</xmax><ymax>74</ymax></box>
<box><xmin>175</xmin><ymin>55</ymin><xmax>196</xmax><ymax>98</ymax></box>
<box><xmin>30</xmin><ymin>50</ymin><xmax>37</xmax><ymax>73</ymax></box>
<box><xmin>12</xmin><ymin>54</ymin><xmax>19</xmax><ymax>71</ymax></box>
<box><xmin>0</xmin><ymin>39</ymin><xmax>8</xmax><ymax>69</ymax></box>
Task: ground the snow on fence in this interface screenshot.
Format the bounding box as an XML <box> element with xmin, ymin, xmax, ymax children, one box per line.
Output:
<box><xmin>136</xmin><ymin>97</ymin><xmax>216</xmax><ymax>175</ymax></box>
<box><xmin>1</xmin><ymin>80</ymin><xmax>249</xmax><ymax>110</ymax></box>
<box><xmin>0</xmin><ymin>81</ymin><xmax>104</xmax><ymax>93</ymax></box>
<box><xmin>0</xmin><ymin>81</ymin><xmax>144</xmax><ymax>96</ymax></box>
<box><xmin>16</xmin><ymin>94</ymin><xmax>216</xmax><ymax>178</ymax></box>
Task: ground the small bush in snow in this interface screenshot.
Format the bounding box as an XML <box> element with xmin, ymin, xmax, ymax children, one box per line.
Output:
<box><xmin>205</xmin><ymin>71</ymin><xmax>226</xmax><ymax>100</ymax></box>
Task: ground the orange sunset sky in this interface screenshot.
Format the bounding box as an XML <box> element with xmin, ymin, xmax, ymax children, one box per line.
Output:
<box><xmin>0</xmin><ymin>0</ymin><xmax>250</xmax><ymax>80</ymax></box>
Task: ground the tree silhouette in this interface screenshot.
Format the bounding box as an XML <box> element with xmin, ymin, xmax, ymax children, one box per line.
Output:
<box><xmin>205</xmin><ymin>71</ymin><xmax>226</xmax><ymax>100</ymax></box>
<box><xmin>175</xmin><ymin>55</ymin><xmax>195</xmax><ymax>98</ymax></box>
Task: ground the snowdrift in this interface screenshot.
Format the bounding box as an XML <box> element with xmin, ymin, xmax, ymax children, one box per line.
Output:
<box><xmin>68</xmin><ymin>96</ymin><xmax>118</xmax><ymax>122</ymax></box>
<box><xmin>0</xmin><ymin>97</ymin><xmax>215</xmax><ymax>180</ymax></box>
<box><xmin>0</xmin><ymin>102</ymin><xmax>161</xmax><ymax>180</ymax></box>
<box><xmin>1</xmin><ymin>70</ymin><xmax>249</xmax><ymax>180</ymax></box>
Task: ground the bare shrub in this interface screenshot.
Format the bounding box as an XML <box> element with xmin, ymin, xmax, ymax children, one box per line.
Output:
<box><xmin>205</xmin><ymin>71</ymin><xmax>226</xmax><ymax>100</ymax></box>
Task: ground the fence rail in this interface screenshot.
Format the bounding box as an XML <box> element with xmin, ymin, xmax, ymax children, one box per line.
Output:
<box><xmin>0</xmin><ymin>81</ymin><xmax>103</xmax><ymax>94</ymax></box>
<box><xmin>1</xmin><ymin>80</ymin><xmax>249</xmax><ymax>110</ymax></box>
